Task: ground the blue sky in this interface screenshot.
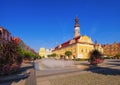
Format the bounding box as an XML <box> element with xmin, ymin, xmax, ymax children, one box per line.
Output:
<box><xmin>0</xmin><ymin>0</ymin><xmax>120</xmax><ymax>52</ymax></box>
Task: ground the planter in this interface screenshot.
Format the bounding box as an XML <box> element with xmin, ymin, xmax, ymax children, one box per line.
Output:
<box><xmin>90</xmin><ymin>59</ymin><xmax>103</xmax><ymax>66</ymax></box>
<box><xmin>0</xmin><ymin>64</ymin><xmax>21</xmax><ymax>76</ymax></box>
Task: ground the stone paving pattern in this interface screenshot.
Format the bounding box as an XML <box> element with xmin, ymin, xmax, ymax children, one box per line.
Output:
<box><xmin>0</xmin><ymin>63</ymin><xmax>36</xmax><ymax>85</ymax></box>
<box><xmin>37</xmin><ymin>59</ymin><xmax>120</xmax><ymax>85</ymax></box>
<box><xmin>0</xmin><ymin>59</ymin><xmax>120</xmax><ymax>85</ymax></box>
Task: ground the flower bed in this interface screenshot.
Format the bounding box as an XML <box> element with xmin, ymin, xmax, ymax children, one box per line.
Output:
<box><xmin>90</xmin><ymin>59</ymin><xmax>103</xmax><ymax>65</ymax></box>
<box><xmin>0</xmin><ymin>41</ymin><xmax>22</xmax><ymax>75</ymax></box>
<box><xmin>89</xmin><ymin>49</ymin><xmax>104</xmax><ymax>66</ymax></box>
<box><xmin>0</xmin><ymin>64</ymin><xmax>21</xmax><ymax>75</ymax></box>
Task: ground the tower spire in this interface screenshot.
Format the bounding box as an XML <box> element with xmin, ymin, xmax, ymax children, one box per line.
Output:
<box><xmin>74</xmin><ymin>16</ymin><xmax>80</xmax><ymax>37</ymax></box>
<box><xmin>74</xmin><ymin>16</ymin><xmax>80</xmax><ymax>27</ymax></box>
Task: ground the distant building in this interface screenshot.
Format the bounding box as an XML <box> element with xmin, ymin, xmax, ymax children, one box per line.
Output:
<box><xmin>53</xmin><ymin>17</ymin><xmax>103</xmax><ymax>59</ymax></box>
<box><xmin>0</xmin><ymin>26</ymin><xmax>36</xmax><ymax>54</ymax></box>
<box><xmin>39</xmin><ymin>48</ymin><xmax>46</xmax><ymax>57</ymax></box>
<box><xmin>0</xmin><ymin>26</ymin><xmax>11</xmax><ymax>43</ymax></box>
<box><xmin>46</xmin><ymin>49</ymin><xmax>53</xmax><ymax>57</ymax></box>
<box><xmin>11</xmin><ymin>37</ymin><xmax>21</xmax><ymax>45</ymax></box>
<box><xmin>102</xmin><ymin>42</ymin><xmax>120</xmax><ymax>56</ymax></box>
<box><xmin>38</xmin><ymin>48</ymin><xmax>53</xmax><ymax>58</ymax></box>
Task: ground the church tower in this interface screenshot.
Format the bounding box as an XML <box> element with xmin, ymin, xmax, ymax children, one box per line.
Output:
<box><xmin>74</xmin><ymin>16</ymin><xmax>80</xmax><ymax>37</ymax></box>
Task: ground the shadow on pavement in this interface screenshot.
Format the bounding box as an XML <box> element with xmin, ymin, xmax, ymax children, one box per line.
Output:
<box><xmin>108</xmin><ymin>60</ymin><xmax>120</xmax><ymax>63</ymax></box>
<box><xmin>0</xmin><ymin>63</ymin><xmax>33</xmax><ymax>85</ymax></box>
<box><xmin>105</xmin><ymin>63</ymin><xmax>120</xmax><ymax>66</ymax></box>
<box><xmin>86</xmin><ymin>66</ymin><xmax>120</xmax><ymax>75</ymax></box>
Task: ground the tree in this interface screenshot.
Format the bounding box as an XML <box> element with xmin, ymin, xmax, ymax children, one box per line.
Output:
<box><xmin>0</xmin><ymin>41</ymin><xmax>22</xmax><ymax>64</ymax></box>
<box><xmin>51</xmin><ymin>53</ymin><xmax>57</xmax><ymax>57</ymax></box>
<box><xmin>47</xmin><ymin>53</ymin><xmax>57</xmax><ymax>58</ymax></box>
<box><xmin>19</xmin><ymin>49</ymin><xmax>38</xmax><ymax>60</ymax></box>
<box><xmin>65</xmin><ymin>51</ymin><xmax>72</xmax><ymax>59</ymax></box>
<box><xmin>89</xmin><ymin>49</ymin><xmax>103</xmax><ymax>65</ymax></box>
<box><xmin>114</xmin><ymin>54</ymin><xmax>120</xmax><ymax>59</ymax></box>
<box><xmin>0</xmin><ymin>41</ymin><xmax>22</xmax><ymax>75</ymax></box>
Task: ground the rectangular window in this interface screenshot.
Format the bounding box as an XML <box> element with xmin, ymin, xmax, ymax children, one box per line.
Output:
<box><xmin>81</xmin><ymin>48</ymin><xmax>83</xmax><ymax>52</ymax></box>
<box><xmin>86</xmin><ymin>49</ymin><xmax>87</xmax><ymax>53</ymax></box>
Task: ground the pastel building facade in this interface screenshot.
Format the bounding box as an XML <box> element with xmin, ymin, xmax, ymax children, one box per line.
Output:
<box><xmin>39</xmin><ymin>48</ymin><xmax>46</xmax><ymax>57</ymax></box>
<box><xmin>0</xmin><ymin>26</ymin><xmax>36</xmax><ymax>54</ymax></box>
<box><xmin>0</xmin><ymin>26</ymin><xmax>11</xmax><ymax>43</ymax></box>
<box><xmin>53</xmin><ymin>17</ymin><xmax>103</xmax><ymax>59</ymax></box>
<box><xmin>39</xmin><ymin>48</ymin><xmax>53</xmax><ymax>58</ymax></box>
<box><xmin>102</xmin><ymin>42</ymin><xmax>120</xmax><ymax>56</ymax></box>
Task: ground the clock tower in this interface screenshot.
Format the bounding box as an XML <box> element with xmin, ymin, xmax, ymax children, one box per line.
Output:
<box><xmin>74</xmin><ymin>16</ymin><xmax>80</xmax><ymax>37</ymax></box>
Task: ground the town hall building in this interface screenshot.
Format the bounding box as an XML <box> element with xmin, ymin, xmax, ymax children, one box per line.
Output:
<box><xmin>53</xmin><ymin>17</ymin><xmax>103</xmax><ymax>59</ymax></box>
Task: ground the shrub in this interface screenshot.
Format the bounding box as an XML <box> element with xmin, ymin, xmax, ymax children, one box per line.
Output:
<box><xmin>48</xmin><ymin>53</ymin><xmax>57</xmax><ymax>58</ymax></box>
<box><xmin>114</xmin><ymin>54</ymin><xmax>120</xmax><ymax>59</ymax></box>
<box><xmin>1</xmin><ymin>64</ymin><xmax>11</xmax><ymax>75</ymax></box>
<box><xmin>89</xmin><ymin>49</ymin><xmax>104</xmax><ymax>65</ymax></box>
<box><xmin>0</xmin><ymin>41</ymin><xmax>22</xmax><ymax>75</ymax></box>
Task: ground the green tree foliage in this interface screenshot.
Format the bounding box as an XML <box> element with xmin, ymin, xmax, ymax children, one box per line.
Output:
<box><xmin>114</xmin><ymin>53</ymin><xmax>120</xmax><ymax>59</ymax></box>
<box><xmin>19</xmin><ymin>49</ymin><xmax>36</xmax><ymax>60</ymax></box>
<box><xmin>51</xmin><ymin>53</ymin><xmax>57</xmax><ymax>57</ymax></box>
<box><xmin>65</xmin><ymin>51</ymin><xmax>72</xmax><ymax>58</ymax></box>
<box><xmin>47</xmin><ymin>53</ymin><xmax>57</xmax><ymax>57</ymax></box>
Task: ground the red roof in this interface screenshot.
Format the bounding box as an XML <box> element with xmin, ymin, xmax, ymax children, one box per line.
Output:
<box><xmin>54</xmin><ymin>36</ymin><xmax>81</xmax><ymax>50</ymax></box>
<box><xmin>61</xmin><ymin>40</ymin><xmax>70</xmax><ymax>47</ymax></box>
<box><xmin>11</xmin><ymin>37</ymin><xmax>21</xmax><ymax>44</ymax></box>
<box><xmin>73</xmin><ymin>36</ymin><xmax>81</xmax><ymax>42</ymax></box>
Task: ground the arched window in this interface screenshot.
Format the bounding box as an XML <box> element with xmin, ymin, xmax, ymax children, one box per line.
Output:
<box><xmin>86</xmin><ymin>49</ymin><xmax>87</xmax><ymax>53</ymax></box>
<box><xmin>81</xmin><ymin>48</ymin><xmax>83</xmax><ymax>52</ymax></box>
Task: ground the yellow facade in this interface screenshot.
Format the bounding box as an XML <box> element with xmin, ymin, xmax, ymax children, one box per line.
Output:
<box><xmin>39</xmin><ymin>48</ymin><xmax>46</xmax><ymax>57</ymax></box>
<box><xmin>53</xmin><ymin>17</ymin><xmax>103</xmax><ymax>59</ymax></box>
<box><xmin>54</xmin><ymin>44</ymin><xmax>76</xmax><ymax>58</ymax></box>
<box><xmin>53</xmin><ymin>36</ymin><xmax>98</xmax><ymax>59</ymax></box>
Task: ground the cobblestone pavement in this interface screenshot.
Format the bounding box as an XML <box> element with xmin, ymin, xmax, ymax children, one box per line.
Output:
<box><xmin>1</xmin><ymin>59</ymin><xmax>120</xmax><ymax>85</ymax></box>
<box><xmin>50</xmin><ymin>71</ymin><xmax>120</xmax><ymax>85</ymax></box>
<box><xmin>0</xmin><ymin>62</ymin><xmax>36</xmax><ymax>85</ymax></box>
<box><xmin>36</xmin><ymin>59</ymin><xmax>120</xmax><ymax>85</ymax></box>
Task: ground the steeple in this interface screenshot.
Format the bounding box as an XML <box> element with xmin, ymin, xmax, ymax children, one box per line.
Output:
<box><xmin>74</xmin><ymin>16</ymin><xmax>80</xmax><ymax>27</ymax></box>
<box><xmin>74</xmin><ymin>16</ymin><xmax>80</xmax><ymax>37</ymax></box>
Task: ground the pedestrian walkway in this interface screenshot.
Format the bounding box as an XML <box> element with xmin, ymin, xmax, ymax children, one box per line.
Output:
<box><xmin>25</xmin><ymin>68</ymin><xmax>36</xmax><ymax>85</ymax></box>
<box><xmin>36</xmin><ymin>59</ymin><xmax>120</xmax><ymax>85</ymax></box>
<box><xmin>36</xmin><ymin>63</ymin><xmax>90</xmax><ymax>85</ymax></box>
<box><xmin>0</xmin><ymin>59</ymin><xmax>120</xmax><ymax>85</ymax></box>
<box><xmin>0</xmin><ymin>62</ymin><xmax>36</xmax><ymax>85</ymax></box>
